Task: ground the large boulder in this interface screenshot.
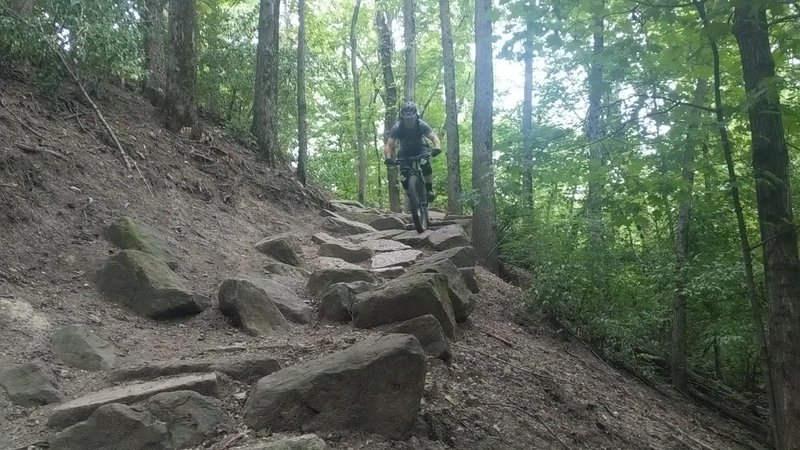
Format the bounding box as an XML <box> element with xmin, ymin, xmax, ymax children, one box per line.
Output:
<box><xmin>0</xmin><ymin>362</ymin><xmax>63</xmax><ymax>406</ymax></box>
<box><xmin>371</xmin><ymin>249</ymin><xmax>422</xmax><ymax>269</ymax></box>
<box><xmin>318</xmin><ymin>281</ymin><xmax>375</xmax><ymax>323</ymax></box>
<box><xmin>109</xmin><ymin>357</ymin><xmax>281</xmax><ymax>383</ymax></box>
<box><xmin>51</xmin><ymin>325</ymin><xmax>117</xmax><ymax>371</ymax></box>
<box><xmin>369</xmin><ymin>216</ymin><xmax>407</xmax><ymax>231</ymax></box>
<box><xmin>48</xmin><ymin>373</ymin><xmax>219</xmax><ymax>429</ymax></box>
<box><xmin>97</xmin><ymin>250</ymin><xmax>210</xmax><ymax>319</ymax></box>
<box><xmin>106</xmin><ymin>217</ymin><xmax>179</xmax><ymax>270</ymax></box>
<box><xmin>218</xmin><ymin>279</ymin><xmax>292</xmax><ymax>336</ymax></box>
<box><xmin>417</xmin><ymin>246</ymin><xmax>476</xmax><ymax>269</ymax></box>
<box><xmin>321</xmin><ymin>215</ymin><xmax>376</xmax><ymax>236</ymax></box>
<box><xmin>255</xmin><ymin>278</ymin><xmax>313</xmax><ymax>323</ymax></box>
<box><xmin>351</xmin><ymin>272</ymin><xmax>456</xmax><ymax>338</ymax></box>
<box><xmin>143</xmin><ymin>390</ymin><xmax>233</xmax><ymax>448</ymax></box>
<box><xmin>50</xmin><ymin>403</ymin><xmax>169</xmax><ymax>450</ymax></box>
<box><xmin>256</xmin><ymin>234</ymin><xmax>306</xmax><ymax>268</ymax></box>
<box><xmin>243</xmin><ymin>334</ymin><xmax>426</xmax><ymax>439</ymax></box>
<box><xmin>408</xmin><ymin>258</ymin><xmax>475</xmax><ymax>322</ymax></box>
<box><xmin>318</xmin><ymin>241</ymin><xmax>373</xmax><ymax>264</ymax></box>
<box><xmin>426</xmin><ymin>224</ymin><xmax>470</xmax><ymax>251</ymax></box>
<box><xmin>307</xmin><ymin>267</ymin><xmax>375</xmax><ymax>296</ymax></box>
<box><xmin>393</xmin><ymin>230</ymin><xmax>432</xmax><ymax>247</ymax></box>
<box><xmin>385</xmin><ymin>315</ymin><xmax>451</xmax><ymax>361</ymax></box>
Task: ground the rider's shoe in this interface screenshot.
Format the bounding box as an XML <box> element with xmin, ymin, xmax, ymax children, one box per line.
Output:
<box><xmin>426</xmin><ymin>190</ymin><xmax>436</xmax><ymax>202</ymax></box>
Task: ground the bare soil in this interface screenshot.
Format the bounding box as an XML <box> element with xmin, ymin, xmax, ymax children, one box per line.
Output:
<box><xmin>0</xmin><ymin>72</ymin><xmax>766</xmax><ymax>450</ymax></box>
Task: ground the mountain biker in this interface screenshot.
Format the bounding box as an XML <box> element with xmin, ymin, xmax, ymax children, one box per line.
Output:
<box><xmin>384</xmin><ymin>101</ymin><xmax>442</xmax><ymax>202</ymax></box>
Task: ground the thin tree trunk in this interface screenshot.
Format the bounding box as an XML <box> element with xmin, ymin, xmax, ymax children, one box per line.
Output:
<box><xmin>164</xmin><ymin>0</ymin><xmax>197</xmax><ymax>133</ymax></box>
<box><xmin>439</xmin><ymin>0</ymin><xmax>462</xmax><ymax>215</ymax></box>
<box><xmin>376</xmin><ymin>10</ymin><xmax>401</xmax><ymax>212</ymax></box>
<box><xmin>296</xmin><ymin>0</ymin><xmax>308</xmax><ymax>185</ymax></box>
<box><xmin>403</xmin><ymin>0</ymin><xmax>416</xmax><ymax>101</ymax></box>
<box><xmin>733</xmin><ymin>4</ymin><xmax>800</xmax><ymax>448</ymax></box>
<box><xmin>252</xmin><ymin>0</ymin><xmax>280</xmax><ymax>165</ymax></box>
<box><xmin>472</xmin><ymin>0</ymin><xmax>498</xmax><ymax>273</ymax></box>
<box><xmin>141</xmin><ymin>0</ymin><xmax>167</xmax><ymax>106</ymax></box>
<box><xmin>351</xmin><ymin>0</ymin><xmax>366</xmax><ymax>205</ymax></box>
<box><xmin>693</xmin><ymin>0</ymin><xmax>776</xmax><ymax>442</ymax></box>
<box><xmin>521</xmin><ymin>10</ymin><xmax>534</xmax><ymax>210</ymax></box>
<box><xmin>671</xmin><ymin>77</ymin><xmax>708</xmax><ymax>393</ymax></box>
<box><xmin>584</xmin><ymin>2</ymin><xmax>605</xmax><ymax>252</ymax></box>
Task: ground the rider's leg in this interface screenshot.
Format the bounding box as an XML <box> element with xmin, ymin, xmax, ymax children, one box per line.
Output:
<box><xmin>421</xmin><ymin>159</ymin><xmax>435</xmax><ymax>201</ymax></box>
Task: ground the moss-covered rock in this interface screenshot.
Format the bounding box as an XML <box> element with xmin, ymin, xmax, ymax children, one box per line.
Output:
<box><xmin>106</xmin><ymin>218</ymin><xmax>179</xmax><ymax>270</ymax></box>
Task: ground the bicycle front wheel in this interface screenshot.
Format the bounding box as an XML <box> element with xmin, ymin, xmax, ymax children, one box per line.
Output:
<box><xmin>407</xmin><ymin>173</ymin><xmax>428</xmax><ymax>233</ymax></box>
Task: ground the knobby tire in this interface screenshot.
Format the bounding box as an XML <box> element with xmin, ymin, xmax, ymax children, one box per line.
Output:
<box><xmin>407</xmin><ymin>173</ymin><xmax>428</xmax><ymax>233</ymax></box>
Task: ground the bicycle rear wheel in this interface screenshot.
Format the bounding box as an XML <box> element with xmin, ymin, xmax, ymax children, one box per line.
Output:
<box><xmin>407</xmin><ymin>173</ymin><xmax>428</xmax><ymax>233</ymax></box>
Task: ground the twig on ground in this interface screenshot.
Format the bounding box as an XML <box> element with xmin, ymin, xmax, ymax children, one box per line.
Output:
<box><xmin>16</xmin><ymin>142</ymin><xmax>68</xmax><ymax>160</ymax></box>
<box><xmin>452</xmin><ymin>342</ymin><xmax>563</xmax><ymax>382</ymax></box>
<box><xmin>485</xmin><ymin>402</ymin><xmax>570</xmax><ymax>449</ymax></box>
<box><xmin>665</xmin><ymin>422</ymin><xmax>717</xmax><ymax>450</ymax></box>
<box><xmin>0</xmin><ymin>97</ymin><xmax>45</xmax><ymax>140</ymax></box>
<box><xmin>212</xmin><ymin>430</ymin><xmax>247</xmax><ymax>450</ymax></box>
<box><xmin>477</xmin><ymin>326</ymin><xmax>515</xmax><ymax>348</ymax></box>
<box><xmin>0</xmin><ymin>183</ymin><xmax>18</xmax><ymax>188</ymax></box>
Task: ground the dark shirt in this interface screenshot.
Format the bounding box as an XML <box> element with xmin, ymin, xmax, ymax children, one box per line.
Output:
<box><xmin>389</xmin><ymin>119</ymin><xmax>433</xmax><ymax>155</ymax></box>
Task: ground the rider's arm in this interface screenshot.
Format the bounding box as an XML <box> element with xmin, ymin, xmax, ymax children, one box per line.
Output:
<box><xmin>426</xmin><ymin>131</ymin><xmax>441</xmax><ymax>150</ymax></box>
<box><xmin>384</xmin><ymin>137</ymin><xmax>397</xmax><ymax>159</ymax></box>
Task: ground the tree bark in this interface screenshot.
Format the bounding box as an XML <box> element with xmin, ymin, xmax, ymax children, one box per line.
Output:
<box><xmin>403</xmin><ymin>0</ymin><xmax>416</xmax><ymax>101</ymax></box>
<box><xmin>376</xmin><ymin>10</ymin><xmax>401</xmax><ymax>212</ymax></box>
<box><xmin>584</xmin><ymin>1</ymin><xmax>605</xmax><ymax>252</ymax></box>
<box><xmin>671</xmin><ymin>77</ymin><xmax>708</xmax><ymax>393</ymax></box>
<box><xmin>351</xmin><ymin>0</ymin><xmax>367</xmax><ymax>205</ymax></box>
<box><xmin>296</xmin><ymin>0</ymin><xmax>308</xmax><ymax>185</ymax></box>
<box><xmin>521</xmin><ymin>11</ymin><xmax>534</xmax><ymax>210</ymax></box>
<box><xmin>439</xmin><ymin>0</ymin><xmax>462</xmax><ymax>215</ymax></box>
<box><xmin>252</xmin><ymin>0</ymin><xmax>280</xmax><ymax>165</ymax></box>
<box><xmin>472</xmin><ymin>0</ymin><xmax>499</xmax><ymax>273</ymax></box>
<box><xmin>163</xmin><ymin>0</ymin><xmax>197</xmax><ymax>133</ymax></box>
<box><xmin>733</xmin><ymin>4</ymin><xmax>800</xmax><ymax>448</ymax></box>
<box><xmin>140</xmin><ymin>0</ymin><xmax>167</xmax><ymax>106</ymax></box>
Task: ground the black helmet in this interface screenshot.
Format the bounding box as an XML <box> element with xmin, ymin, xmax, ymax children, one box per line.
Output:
<box><xmin>399</xmin><ymin>101</ymin><xmax>419</xmax><ymax>120</ymax></box>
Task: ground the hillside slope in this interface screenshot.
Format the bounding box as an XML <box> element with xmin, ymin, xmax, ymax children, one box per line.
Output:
<box><xmin>0</xmin><ymin>73</ymin><xmax>765</xmax><ymax>449</ymax></box>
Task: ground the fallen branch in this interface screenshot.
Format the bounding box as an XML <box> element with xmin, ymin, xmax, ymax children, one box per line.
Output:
<box><xmin>212</xmin><ymin>430</ymin><xmax>247</xmax><ymax>450</ymax></box>
<box><xmin>664</xmin><ymin>421</ymin><xmax>718</xmax><ymax>450</ymax></box>
<box><xmin>0</xmin><ymin>97</ymin><xmax>45</xmax><ymax>140</ymax></box>
<box><xmin>0</xmin><ymin>183</ymin><xmax>18</xmax><ymax>188</ymax></box>
<box><xmin>485</xmin><ymin>402</ymin><xmax>570</xmax><ymax>449</ymax></box>
<box><xmin>16</xmin><ymin>142</ymin><xmax>68</xmax><ymax>160</ymax></box>
<box><xmin>476</xmin><ymin>325</ymin><xmax>515</xmax><ymax>348</ymax></box>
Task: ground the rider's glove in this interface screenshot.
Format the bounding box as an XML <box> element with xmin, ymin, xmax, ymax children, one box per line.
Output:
<box><xmin>431</xmin><ymin>148</ymin><xmax>442</xmax><ymax>157</ymax></box>
<box><xmin>384</xmin><ymin>158</ymin><xmax>395</xmax><ymax>166</ymax></box>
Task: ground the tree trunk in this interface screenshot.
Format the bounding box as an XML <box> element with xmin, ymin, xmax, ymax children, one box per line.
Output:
<box><xmin>350</xmin><ymin>0</ymin><xmax>367</xmax><ymax>205</ymax></box>
<box><xmin>439</xmin><ymin>0</ymin><xmax>462</xmax><ymax>215</ymax></box>
<box><xmin>584</xmin><ymin>2</ymin><xmax>605</xmax><ymax>252</ymax></box>
<box><xmin>163</xmin><ymin>0</ymin><xmax>197</xmax><ymax>133</ymax></box>
<box><xmin>376</xmin><ymin>10</ymin><xmax>401</xmax><ymax>212</ymax></box>
<box><xmin>296</xmin><ymin>0</ymin><xmax>308</xmax><ymax>185</ymax></box>
<box><xmin>521</xmin><ymin>12</ymin><xmax>534</xmax><ymax>210</ymax></box>
<box><xmin>733</xmin><ymin>4</ymin><xmax>800</xmax><ymax>448</ymax></box>
<box><xmin>472</xmin><ymin>0</ymin><xmax>498</xmax><ymax>273</ymax></box>
<box><xmin>252</xmin><ymin>0</ymin><xmax>280</xmax><ymax>165</ymax></box>
<box><xmin>671</xmin><ymin>77</ymin><xmax>708</xmax><ymax>393</ymax></box>
<box><xmin>692</xmin><ymin>0</ymin><xmax>775</xmax><ymax>439</ymax></box>
<box><xmin>403</xmin><ymin>0</ymin><xmax>416</xmax><ymax>101</ymax></box>
<box><xmin>140</xmin><ymin>0</ymin><xmax>167</xmax><ymax>106</ymax></box>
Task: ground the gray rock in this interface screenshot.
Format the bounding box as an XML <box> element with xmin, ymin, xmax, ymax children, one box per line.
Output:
<box><xmin>307</xmin><ymin>267</ymin><xmax>375</xmax><ymax>296</ymax></box>
<box><xmin>252</xmin><ymin>278</ymin><xmax>313</xmax><ymax>324</ymax></box>
<box><xmin>0</xmin><ymin>297</ymin><xmax>51</xmax><ymax>346</ymax></box>
<box><xmin>371</xmin><ymin>249</ymin><xmax>422</xmax><ymax>269</ymax></box>
<box><xmin>369</xmin><ymin>216</ymin><xmax>407</xmax><ymax>231</ymax></box>
<box><xmin>256</xmin><ymin>234</ymin><xmax>306</xmax><ymax>268</ymax></box>
<box><xmin>385</xmin><ymin>314</ymin><xmax>451</xmax><ymax>361</ymax></box>
<box><xmin>311</xmin><ymin>232</ymin><xmax>340</xmax><ymax>246</ymax></box>
<box><xmin>233</xmin><ymin>434</ymin><xmax>328</xmax><ymax>450</ymax></box>
<box><xmin>330</xmin><ymin>199</ymin><xmax>366</xmax><ymax>209</ymax></box>
<box><xmin>362</xmin><ymin>239</ymin><xmax>412</xmax><ymax>252</ymax></box>
<box><xmin>408</xmin><ymin>259</ymin><xmax>475</xmax><ymax>322</ymax></box>
<box><xmin>50</xmin><ymin>403</ymin><xmax>169</xmax><ymax>450</ymax></box>
<box><xmin>313</xmin><ymin>257</ymin><xmax>362</xmax><ymax>271</ymax></box>
<box><xmin>0</xmin><ymin>362</ymin><xmax>62</xmax><ymax>406</ymax></box>
<box><xmin>108</xmin><ymin>357</ymin><xmax>281</xmax><ymax>382</ymax></box>
<box><xmin>318</xmin><ymin>281</ymin><xmax>374</xmax><ymax>323</ymax></box>
<box><xmin>418</xmin><ymin>246</ymin><xmax>476</xmax><ymax>268</ymax></box>
<box><xmin>106</xmin><ymin>217</ymin><xmax>179</xmax><ymax>270</ymax></box>
<box><xmin>97</xmin><ymin>250</ymin><xmax>210</xmax><ymax>319</ymax></box>
<box><xmin>318</xmin><ymin>241</ymin><xmax>373</xmax><ymax>263</ymax></box>
<box><xmin>351</xmin><ymin>272</ymin><xmax>456</xmax><ymax>338</ymax></box>
<box><xmin>243</xmin><ymin>334</ymin><xmax>425</xmax><ymax>439</ymax></box>
<box><xmin>218</xmin><ymin>279</ymin><xmax>292</xmax><ymax>336</ymax></box>
<box><xmin>321</xmin><ymin>215</ymin><xmax>376</xmax><ymax>236</ymax></box>
<box><xmin>427</xmin><ymin>224</ymin><xmax>470</xmax><ymax>251</ymax></box>
<box><xmin>458</xmin><ymin>267</ymin><xmax>479</xmax><ymax>293</ymax></box>
<box><xmin>348</xmin><ymin>229</ymin><xmax>406</xmax><ymax>243</ymax></box>
<box><xmin>393</xmin><ymin>230</ymin><xmax>433</xmax><ymax>247</ymax></box>
<box><xmin>372</xmin><ymin>266</ymin><xmax>407</xmax><ymax>279</ymax></box>
<box><xmin>51</xmin><ymin>325</ymin><xmax>117</xmax><ymax>371</ymax></box>
<box><xmin>265</xmin><ymin>261</ymin><xmax>311</xmax><ymax>279</ymax></box>
<box><xmin>48</xmin><ymin>373</ymin><xmax>219</xmax><ymax>429</ymax></box>
<box><xmin>143</xmin><ymin>390</ymin><xmax>233</xmax><ymax>448</ymax></box>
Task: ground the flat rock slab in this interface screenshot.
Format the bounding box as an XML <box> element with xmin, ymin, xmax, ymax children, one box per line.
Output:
<box><xmin>108</xmin><ymin>357</ymin><xmax>281</xmax><ymax>383</ymax></box>
<box><xmin>313</xmin><ymin>257</ymin><xmax>363</xmax><ymax>271</ymax></box>
<box><xmin>362</xmin><ymin>239</ymin><xmax>411</xmax><ymax>252</ymax></box>
<box><xmin>311</xmin><ymin>232</ymin><xmax>341</xmax><ymax>246</ymax></box>
<box><xmin>369</xmin><ymin>216</ymin><xmax>407</xmax><ymax>231</ymax></box>
<box><xmin>52</xmin><ymin>325</ymin><xmax>117</xmax><ymax>371</ymax></box>
<box><xmin>371</xmin><ymin>249</ymin><xmax>422</xmax><ymax>269</ymax></box>
<box><xmin>243</xmin><ymin>334</ymin><xmax>426</xmax><ymax>439</ymax></box>
<box><xmin>0</xmin><ymin>362</ymin><xmax>63</xmax><ymax>407</ymax></box>
<box><xmin>347</xmin><ymin>229</ymin><xmax>406</xmax><ymax>243</ymax></box>
<box><xmin>232</xmin><ymin>434</ymin><xmax>328</xmax><ymax>450</ymax></box>
<box><xmin>426</xmin><ymin>224</ymin><xmax>470</xmax><ymax>251</ymax></box>
<box><xmin>318</xmin><ymin>241</ymin><xmax>373</xmax><ymax>264</ymax></box>
<box><xmin>417</xmin><ymin>246</ymin><xmax>476</xmax><ymax>268</ymax></box>
<box><xmin>393</xmin><ymin>230</ymin><xmax>432</xmax><ymax>247</ymax></box>
<box><xmin>321</xmin><ymin>215</ymin><xmax>376</xmax><ymax>236</ymax></box>
<box><xmin>372</xmin><ymin>266</ymin><xmax>406</xmax><ymax>279</ymax></box>
<box><xmin>48</xmin><ymin>373</ymin><xmax>219</xmax><ymax>429</ymax></box>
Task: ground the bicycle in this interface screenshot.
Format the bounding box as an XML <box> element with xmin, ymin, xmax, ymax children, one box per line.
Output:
<box><xmin>391</xmin><ymin>152</ymin><xmax>431</xmax><ymax>233</ymax></box>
